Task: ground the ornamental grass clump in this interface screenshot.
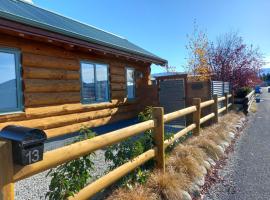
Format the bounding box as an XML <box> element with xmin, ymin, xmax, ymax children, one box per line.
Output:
<box><xmin>168</xmin><ymin>155</ymin><xmax>203</xmax><ymax>180</ymax></box>
<box><xmin>106</xmin><ymin>185</ymin><xmax>158</xmax><ymax>200</ymax></box>
<box><xmin>172</xmin><ymin>145</ymin><xmax>207</xmax><ymax>166</ymax></box>
<box><xmin>147</xmin><ymin>169</ymin><xmax>191</xmax><ymax>200</ymax></box>
<box><xmin>188</xmin><ymin>137</ymin><xmax>223</xmax><ymax>161</ymax></box>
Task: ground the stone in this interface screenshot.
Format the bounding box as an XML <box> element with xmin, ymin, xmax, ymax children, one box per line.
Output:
<box><xmin>194</xmin><ymin>176</ymin><xmax>205</xmax><ymax>186</ymax></box>
<box><xmin>200</xmin><ymin>165</ymin><xmax>207</xmax><ymax>175</ymax></box>
<box><xmin>217</xmin><ymin>145</ymin><xmax>225</xmax><ymax>154</ymax></box>
<box><xmin>181</xmin><ymin>190</ymin><xmax>192</xmax><ymax>200</ymax></box>
<box><xmin>203</xmin><ymin>160</ymin><xmax>211</xmax><ymax>170</ymax></box>
<box><xmin>207</xmin><ymin>158</ymin><xmax>216</xmax><ymax>166</ymax></box>
<box><xmin>188</xmin><ymin>183</ymin><xmax>201</xmax><ymax>197</ymax></box>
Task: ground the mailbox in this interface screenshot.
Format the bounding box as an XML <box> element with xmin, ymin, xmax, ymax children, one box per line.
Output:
<box><xmin>0</xmin><ymin>125</ymin><xmax>47</xmax><ymax>166</ymax></box>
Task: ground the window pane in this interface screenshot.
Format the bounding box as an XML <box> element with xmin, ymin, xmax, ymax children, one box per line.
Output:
<box><xmin>96</xmin><ymin>64</ymin><xmax>109</xmax><ymax>101</ymax></box>
<box><xmin>0</xmin><ymin>52</ymin><xmax>18</xmax><ymax>111</ymax></box>
<box><xmin>126</xmin><ymin>68</ymin><xmax>135</xmax><ymax>99</ymax></box>
<box><xmin>81</xmin><ymin>63</ymin><xmax>95</xmax><ymax>102</ymax></box>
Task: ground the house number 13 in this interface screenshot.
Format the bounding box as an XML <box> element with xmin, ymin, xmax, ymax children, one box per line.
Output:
<box><xmin>26</xmin><ymin>149</ymin><xmax>40</xmax><ymax>164</ymax></box>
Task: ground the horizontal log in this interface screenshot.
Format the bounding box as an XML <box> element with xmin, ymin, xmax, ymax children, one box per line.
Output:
<box><xmin>228</xmin><ymin>94</ymin><xmax>232</xmax><ymax>98</ymax></box>
<box><xmin>218</xmin><ymin>107</ymin><xmax>226</xmax><ymax>114</ymax></box>
<box><xmin>164</xmin><ymin>123</ymin><xmax>196</xmax><ymax>148</ymax></box>
<box><xmin>111</xmin><ymin>90</ymin><xmax>126</xmax><ymax>98</ymax></box>
<box><xmin>111</xmin><ymin>83</ymin><xmax>126</xmax><ymax>90</ymax></box>
<box><xmin>24</xmin><ymin>92</ymin><xmax>80</xmax><ymax>107</ymax></box>
<box><xmin>23</xmin><ymin>53</ymin><xmax>79</xmax><ymax>70</ymax></box>
<box><xmin>0</xmin><ymin>112</ymin><xmax>26</xmax><ymax>123</ymax></box>
<box><xmin>218</xmin><ymin>96</ymin><xmax>226</xmax><ymax>102</ymax></box>
<box><xmin>111</xmin><ymin>74</ymin><xmax>125</xmax><ymax>83</ymax></box>
<box><xmin>228</xmin><ymin>103</ymin><xmax>232</xmax><ymax>108</ymax></box>
<box><xmin>24</xmin><ymin>99</ymin><xmax>135</xmax><ymax>119</ymax></box>
<box><xmin>200</xmin><ymin>113</ymin><xmax>215</xmax><ymax>124</ymax></box>
<box><xmin>163</xmin><ymin>106</ymin><xmax>197</xmax><ymax>123</ymax></box>
<box><xmin>24</xmin><ymin>79</ymin><xmax>80</xmax><ymax>93</ymax></box>
<box><xmin>200</xmin><ymin>100</ymin><xmax>214</xmax><ymax>108</ymax></box>
<box><xmin>45</xmin><ymin>111</ymin><xmax>138</xmax><ymax>138</ymax></box>
<box><xmin>245</xmin><ymin>90</ymin><xmax>255</xmax><ymax>100</ymax></box>
<box><xmin>70</xmin><ymin>148</ymin><xmax>156</xmax><ymax>200</ymax></box>
<box><xmin>23</xmin><ymin>67</ymin><xmax>80</xmax><ymax>80</ymax></box>
<box><xmin>13</xmin><ymin>119</ymin><xmax>155</xmax><ymax>182</ymax></box>
<box><xmin>110</xmin><ymin>66</ymin><xmax>125</xmax><ymax>75</ymax></box>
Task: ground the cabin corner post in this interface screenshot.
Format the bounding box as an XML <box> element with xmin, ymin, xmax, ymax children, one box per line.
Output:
<box><xmin>225</xmin><ymin>93</ymin><xmax>229</xmax><ymax>114</ymax></box>
<box><xmin>192</xmin><ymin>98</ymin><xmax>201</xmax><ymax>136</ymax></box>
<box><xmin>152</xmin><ymin>107</ymin><xmax>165</xmax><ymax>173</ymax></box>
<box><xmin>0</xmin><ymin>140</ymin><xmax>14</xmax><ymax>200</ymax></box>
<box><xmin>213</xmin><ymin>95</ymin><xmax>219</xmax><ymax>123</ymax></box>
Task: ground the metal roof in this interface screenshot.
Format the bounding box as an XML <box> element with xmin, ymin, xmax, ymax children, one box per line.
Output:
<box><xmin>0</xmin><ymin>0</ymin><xmax>167</xmax><ymax>64</ymax></box>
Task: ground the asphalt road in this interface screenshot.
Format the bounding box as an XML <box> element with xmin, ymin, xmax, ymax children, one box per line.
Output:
<box><xmin>204</xmin><ymin>87</ymin><xmax>270</xmax><ymax>200</ymax></box>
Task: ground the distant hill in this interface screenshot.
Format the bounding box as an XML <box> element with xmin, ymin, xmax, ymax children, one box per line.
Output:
<box><xmin>261</xmin><ymin>68</ymin><xmax>270</xmax><ymax>74</ymax></box>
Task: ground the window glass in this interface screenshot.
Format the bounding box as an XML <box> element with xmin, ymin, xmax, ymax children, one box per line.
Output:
<box><xmin>126</xmin><ymin>68</ymin><xmax>135</xmax><ymax>99</ymax></box>
<box><xmin>81</xmin><ymin>62</ymin><xmax>109</xmax><ymax>103</ymax></box>
<box><xmin>0</xmin><ymin>50</ymin><xmax>21</xmax><ymax>112</ymax></box>
<box><xmin>81</xmin><ymin>63</ymin><xmax>95</xmax><ymax>103</ymax></box>
<box><xmin>96</xmin><ymin>64</ymin><xmax>109</xmax><ymax>101</ymax></box>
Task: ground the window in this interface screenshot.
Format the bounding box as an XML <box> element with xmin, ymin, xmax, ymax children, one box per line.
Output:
<box><xmin>80</xmin><ymin>61</ymin><xmax>109</xmax><ymax>103</ymax></box>
<box><xmin>0</xmin><ymin>48</ymin><xmax>22</xmax><ymax>113</ymax></box>
<box><xmin>126</xmin><ymin>67</ymin><xmax>135</xmax><ymax>99</ymax></box>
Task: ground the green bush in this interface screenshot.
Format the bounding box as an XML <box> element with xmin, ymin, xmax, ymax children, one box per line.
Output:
<box><xmin>236</xmin><ymin>87</ymin><xmax>252</xmax><ymax>98</ymax></box>
<box><xmin>46</xmin><ymin>127</ymin><xmax>96</xmax><ymax>200</ymax></box>
<box><xmin>105</xmin><ymin>106</ymin><xmax>173</xmax><ymax>186</ymax></box>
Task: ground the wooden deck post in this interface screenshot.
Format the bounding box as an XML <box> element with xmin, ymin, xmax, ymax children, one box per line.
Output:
<box><xmin>0</xmin><ymin>140</ymin><xmax>14</xmax><ymax>200</ymax></box>
<box><xmin>225</xmin><ymin>93</ymin><xmax>228</xmax><ymax>114</ymax></box>
<box><xmin>213</xmin><ymin>95</ymin><xmax>219</xmax><ymax>123</ymax></box>
<box><xmin>192</xmin><ymin>98</ymin><xmax>201</xmax><ymax>136</ymax></box>
<box><xmin>152</xmin><ymin>107</ymin><xmax>165</xmax><ymax>173</ymax></box>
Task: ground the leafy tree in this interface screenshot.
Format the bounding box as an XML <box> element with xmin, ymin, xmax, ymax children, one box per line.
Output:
<box><xmin>208</xmin><ymin>32</ymin><xmax>264</xmax><ymax>91</ymax></box>
<box><xmin>185</xmin><ymin>22</ymin><xmax>212</xmax><ymax>80</ymax></box>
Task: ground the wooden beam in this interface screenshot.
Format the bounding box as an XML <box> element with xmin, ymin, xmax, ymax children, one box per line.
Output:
<box><xmin>152</xmin><ymin>107</ymin><xmax>165</xmax><ymax>173</ymax></box>
<box><xmin>0</xmin><ymin>140</ymin><xmax>14</xmax><ymax>200</ymax></box>
<box><xmin>192</xmin><ymin>98</ymin><xmax>201</xmax><ymax>136</ymax></box>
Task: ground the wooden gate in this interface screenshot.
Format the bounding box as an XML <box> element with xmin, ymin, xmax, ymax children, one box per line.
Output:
<box><xmin>159</xmin><ymin>79</ymin><xmax>186</xmax><ymax>127</ymax></box>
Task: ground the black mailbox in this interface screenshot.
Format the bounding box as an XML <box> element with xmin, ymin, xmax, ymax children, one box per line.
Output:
<box><xmin>0</xmin><ymin>125</ymin><xmax>47</xmax><ymax>166</ymax></box>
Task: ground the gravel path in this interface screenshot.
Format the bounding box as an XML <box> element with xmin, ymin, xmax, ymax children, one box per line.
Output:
<box><xmin>15</xmin><ymin>149</ymin><xmax>109</xmax><ymax>200</ymax></box>
<box><xmin>204</xmin><ymin>87</ymin><xmax>270</xmax><ymax>200</ymax></box>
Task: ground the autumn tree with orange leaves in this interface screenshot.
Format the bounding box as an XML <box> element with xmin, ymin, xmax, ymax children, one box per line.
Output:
<box><xmin>185</xmin><ymin>23</ymin><xmax>212</xmax><ymax>80</ymax></box>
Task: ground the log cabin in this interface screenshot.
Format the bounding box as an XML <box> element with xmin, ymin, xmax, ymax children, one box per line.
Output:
<box><xmin>0</xmin><ymin>0</ymin><xmax>167</xmax><ymax>139</ymax></box>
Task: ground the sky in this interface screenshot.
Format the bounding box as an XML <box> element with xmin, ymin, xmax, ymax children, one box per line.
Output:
<box><xmin>24</xmin><ymin>0</ymin><xmax>270</xmax><ymax>73</ymax></box>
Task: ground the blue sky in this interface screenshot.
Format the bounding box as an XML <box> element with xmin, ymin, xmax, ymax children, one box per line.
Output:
<box><xmin>26</xmin><ymin>0</ymin><xmax>270</xmax><ymax>73</ymax></box>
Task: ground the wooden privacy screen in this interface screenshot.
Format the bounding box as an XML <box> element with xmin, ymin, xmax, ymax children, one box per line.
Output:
<box><xmin>0</xmin><ymin>93</ymin><xmax>233</xmax><ymax>200</ymax></box>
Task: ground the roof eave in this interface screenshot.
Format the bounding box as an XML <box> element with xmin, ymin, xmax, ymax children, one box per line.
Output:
<box><xmin>0</xmin><ymin>12</ymin><xmax>167</xmax><ymax>65</ymax></box>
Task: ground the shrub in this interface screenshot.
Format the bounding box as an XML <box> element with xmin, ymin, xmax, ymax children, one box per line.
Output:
<box><xmin>236</xmin><ymin>87</ymin><xmax>252</xmax><ymax>98</ymax></box>
<box><xmin>45</xmin><ymin>127</ymin><xmax>96</xmax><ymax>200</ymax></box>
<box><xmin>105</xmin><ymin>106</ymin><xmax>173</xmax><ymax>186</ymax></box>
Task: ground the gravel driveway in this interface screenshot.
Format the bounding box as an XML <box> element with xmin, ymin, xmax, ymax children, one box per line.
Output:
<box><xmin>204</xmin><ymin>87</ymin><xmax>270</xmax><ymax>200</ymax></box>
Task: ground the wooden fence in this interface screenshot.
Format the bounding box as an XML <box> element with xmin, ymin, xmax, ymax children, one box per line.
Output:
<box><xmin>234</xmin><ymin>90</ymin><xmax>255</xmax><ymax>114</ymax></box>
<box><xmin>0</xmin><ymin>93</ymin><xmax>233</xmax><ymax>200</ymax></box>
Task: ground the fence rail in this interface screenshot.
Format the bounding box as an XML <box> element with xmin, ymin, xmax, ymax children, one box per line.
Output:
<box><xmin>0</xmin><ymin>93</ymin><xmax>233</xmax><ymax>200</ymax></box>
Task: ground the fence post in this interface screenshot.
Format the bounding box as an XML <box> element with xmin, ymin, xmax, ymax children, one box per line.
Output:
<box><xmin>231</xmin><ymin>91</ymin><xmax>235</xmax><ymax>110</ymax></box>
<box><xmin>213</xmin><ymin>95</ymin><xmax>219</xmax><ymax>123</ymax></box>
<box><xmin>192</xmin><ymin>98</ymin><xmax>201</xmax><ymax>136</ymax></box>
<box><xmin>0</xmin><ymin>140</ymin><xmax>14</xmax><ymax>200</ymax></box>
<box><xmin>225</xmin><ymin>93</ymin><xmax>228</xmax><ymax>114</ymax></box>
<box><xmin>152</xmin><ymin>107</ymin><xmax>165</xmax><ymax>173</ymax></box>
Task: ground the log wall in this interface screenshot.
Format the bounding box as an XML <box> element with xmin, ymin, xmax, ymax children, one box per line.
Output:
<box><xmin>0</xmin><ymin>33</ymin><xmax>155</xmax><ymax>137</ymax></box>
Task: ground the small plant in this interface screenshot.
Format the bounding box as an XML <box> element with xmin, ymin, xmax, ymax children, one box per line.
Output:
<box><xmin>45</xmin><ymin>127</ymin><xmax>96</xmax><ymax>200</ymax></box>
<box><xmin>236</xmin><ymin>87</ymin><xmax>252</xmax><ymax>98</ymax></box>
<box><xmin>105</xmin><ymin>106</ymin><xmax>173</xmax><ymax>186</ymax></box>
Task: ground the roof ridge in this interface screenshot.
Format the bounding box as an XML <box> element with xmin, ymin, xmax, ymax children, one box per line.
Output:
<box><xmin>15</xmin><ymin>0</ymin><xmax>126</xmax><ymax>40</ymax></box>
